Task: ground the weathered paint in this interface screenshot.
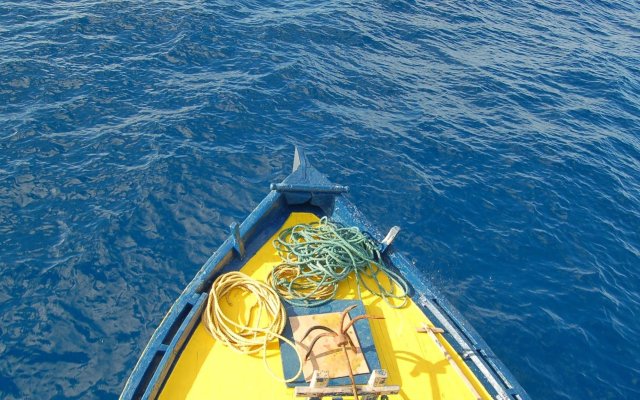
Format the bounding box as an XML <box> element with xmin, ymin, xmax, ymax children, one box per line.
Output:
<box><xmin>119</xmin><ymin>147</ymin><xmax>530</xmax><ymax>400</ymax></box>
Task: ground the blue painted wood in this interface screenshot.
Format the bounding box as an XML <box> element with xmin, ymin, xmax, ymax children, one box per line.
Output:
<box><xmin>140</xmin><ymin>293</ymin><xmax>208</xmax><ymax>399</ymax></box>
<box><xmin>123</xmin><ymin>292</ymin><xmax>207</xmax><ymax>400</ymax></box>
<box><xmin>120</xmin><ymin>146</ymin><xmax>531</xmax><ymax>400</ymax></box>
<box><xmin>121</xmin><ymin>192</ymin><xmax>285</xmax><ymax>399</ymax></box>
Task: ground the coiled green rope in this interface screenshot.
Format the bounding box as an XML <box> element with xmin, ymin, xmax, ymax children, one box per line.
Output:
<box><xmin>267</xmin><ymin>217</ymin><xmax>408</xmax><ymax>308</ymax></box>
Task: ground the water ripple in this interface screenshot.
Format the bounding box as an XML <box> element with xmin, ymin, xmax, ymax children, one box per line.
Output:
<box><xmin>1</xmin><ymin>0</ymin><xmax>639</xmax><ymax>399</ymax></box>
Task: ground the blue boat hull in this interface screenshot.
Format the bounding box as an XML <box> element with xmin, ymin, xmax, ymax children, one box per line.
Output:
<box><xmin>120</xmin><ymin>147</ymin><xmax>530</xmax><ymax>400</ymax></box>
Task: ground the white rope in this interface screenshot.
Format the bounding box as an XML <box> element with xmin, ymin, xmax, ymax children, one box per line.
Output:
<box><xmin>203</xmin><ymin>271</ymin><xmax>302</xmax><ymax>383</ymax></box>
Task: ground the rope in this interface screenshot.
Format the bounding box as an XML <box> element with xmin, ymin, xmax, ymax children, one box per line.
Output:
<box><xmin>202</xmin><ymin>271</ymin><xmax>302</xmax><ymax>383</ymax></box>
<box><xmin>268</xmin><ymin>217</ymin><xmax>409</xmax><ymax>308</ymax></box>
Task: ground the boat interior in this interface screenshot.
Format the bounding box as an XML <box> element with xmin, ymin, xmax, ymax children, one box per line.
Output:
<box><xmin>158</xmin><ymin>211</ymin><xmax>492</xmax><ymax>400</ymax></box>
<box><xmin>122</xmin><ymin>149</ymin><xmax>528</xmax><ymax>400</ymax></box>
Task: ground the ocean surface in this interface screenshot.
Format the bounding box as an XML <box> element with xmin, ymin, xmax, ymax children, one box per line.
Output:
<box><xmin>1</xmin><ymin>1</ymin><xmax>639</xmax><ymax>399</ymax></box>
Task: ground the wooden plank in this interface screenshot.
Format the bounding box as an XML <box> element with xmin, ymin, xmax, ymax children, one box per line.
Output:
<box><xmin>289</xmin><ymin>312</ymin><xmax>369</xmax><ymax>381</ymax></box>
<box><xmin>416</xmin><ymin>325</ymin><xmax>445</xmax><ymax>334</ymax></box>
<box><xmin>294</xmin><ymin>385</ymin><xmax>400</xmax><ymax>397</ymax></box>
<box><xmin>418</xmin><ymin>323</ymin><xmax>482</xmax><ymax>400</ymax></box>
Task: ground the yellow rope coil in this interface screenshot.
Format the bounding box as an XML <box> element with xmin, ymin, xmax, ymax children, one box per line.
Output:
<box><xmin>202</xmin><ymin>271</ymin><xmax>302</xmax><ymax>383</ymax></box>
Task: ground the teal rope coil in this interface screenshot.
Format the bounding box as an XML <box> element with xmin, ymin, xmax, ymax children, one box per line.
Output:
<box><xmin>267</xmin><ymin>217</ymin><xmax>409</xmax><ymax>308</ymax></box>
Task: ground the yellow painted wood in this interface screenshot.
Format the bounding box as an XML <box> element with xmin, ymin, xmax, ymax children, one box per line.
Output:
<box><xmin>160</xmin><ymin>212</ymin><xmax>492</xmax><ymax>400</ymax></box>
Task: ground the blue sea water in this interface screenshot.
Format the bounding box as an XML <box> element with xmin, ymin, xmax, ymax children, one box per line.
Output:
<box><xmin>1</xmin><ymin>0</ymin><xmax>639</xmax><ymax>398</ymax></box>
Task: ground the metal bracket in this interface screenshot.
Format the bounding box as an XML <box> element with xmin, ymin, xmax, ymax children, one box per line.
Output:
<box><xmin>417</xmin><ymin>323</ymin><xmax>482</xmax><ymax>400</ymax></box>
<box><xmin>379</xmin><ymin>226</ymin><xmax>400</xmax><ymax>253</ymax></box>
<box><xmin>229</xmin><ymin>222</ymin><xmax>245</xmax><ymax>259</ymax></box>
<box><xmin>462</xmin><ymin>350</ymin><xmax>476</xmax><ymax>360</ymax></box>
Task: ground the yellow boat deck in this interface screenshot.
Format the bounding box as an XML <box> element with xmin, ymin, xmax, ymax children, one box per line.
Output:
<box><xmin>159</xmin><ymin>212</ymin><xmax>491</xmax><ymax>400</ymax></box>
